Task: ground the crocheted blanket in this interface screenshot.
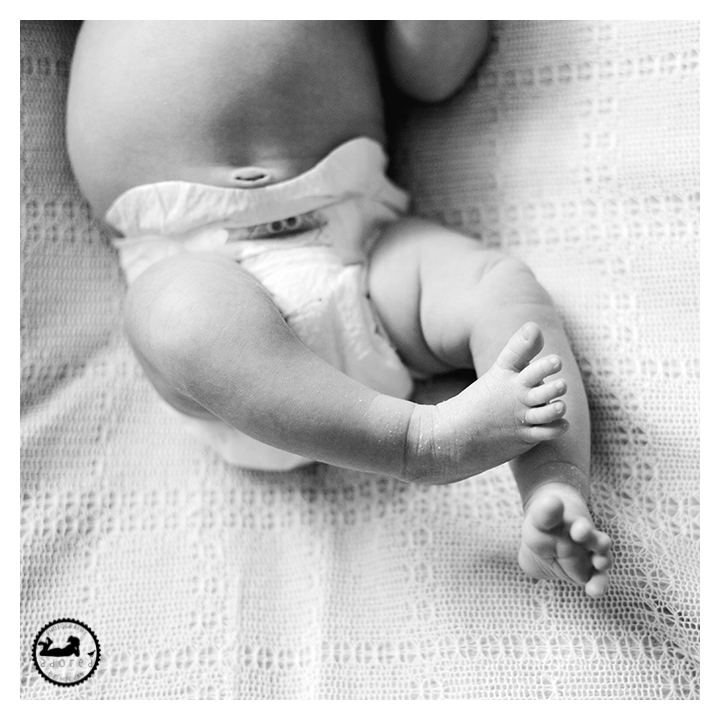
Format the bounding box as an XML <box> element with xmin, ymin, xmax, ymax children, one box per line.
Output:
<box><xmin>20</xmin><ymin>21</ymin><xmax>699</xmax><ymax>699</ymax></box>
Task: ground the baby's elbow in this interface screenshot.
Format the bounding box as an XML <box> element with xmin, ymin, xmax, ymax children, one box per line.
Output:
<box><xmin>398</xmin><ymin>75</ymin><xmax>462</xmax><ymax>104</ymax></box>
<box><xmin>389</xmin><ymin>57</ymin><xmax>472</xmax><ymax>104</ymax></box>
<box><xmin>385</xmin><ymin>21</ymin><xmax>490</xmax><ymax>104</ymax></box>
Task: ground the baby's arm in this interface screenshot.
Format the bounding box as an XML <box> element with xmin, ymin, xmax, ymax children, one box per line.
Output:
<box><xmin>383</xmin><ymin>21</ymin><xmax>490</xmax><ymax>102</ymax></box>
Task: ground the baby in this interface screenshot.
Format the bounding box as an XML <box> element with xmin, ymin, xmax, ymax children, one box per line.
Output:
<box><xmin>66</xmin><ymin>21</ymin><xmax>613</xmax><ymax>596</ymax></box>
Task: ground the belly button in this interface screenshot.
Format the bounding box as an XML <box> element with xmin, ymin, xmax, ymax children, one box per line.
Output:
<box><xmin>232</xmin><ymin>167</ymin><xmax>272</xmax><ymax>187</ymax></box>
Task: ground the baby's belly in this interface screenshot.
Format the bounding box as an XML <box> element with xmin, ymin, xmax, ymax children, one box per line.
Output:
<box><xmin>66</xmin><ymin>21</ymin><xmax>386</xmax><ymax>217</ymax></box>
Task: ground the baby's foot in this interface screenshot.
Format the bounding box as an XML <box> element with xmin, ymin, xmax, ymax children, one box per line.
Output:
<box><xmin>413</xmin><ymin>322</ymin><xmax>569</xmax><ymax>482</ymax></box>
<box><xmin>519</xmin><ymin>482</ymin><xmax>613</xmax><ymax>597</ymax></box>
<box><xmin>482</xmin><ymin>321</ymin><xmax>570</xmax><ymax>444</ymax></box>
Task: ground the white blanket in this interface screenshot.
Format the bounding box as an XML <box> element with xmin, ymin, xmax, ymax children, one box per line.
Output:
<box><xmin>20</xmin><ymin>20</ymin><xmax>699</xmax><ymax>699</ymax></box>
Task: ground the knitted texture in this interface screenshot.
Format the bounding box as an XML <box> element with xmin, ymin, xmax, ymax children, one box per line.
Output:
<box><xmin>20</xmin><ymin>21</ymin><xmax>699</xmax><ymax>699</ymax></box>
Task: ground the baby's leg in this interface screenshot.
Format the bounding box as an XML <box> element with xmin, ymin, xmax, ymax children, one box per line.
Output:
<box><xmin>123</xmin><ymin>253</ymin><xmax>421</xmax><ymax>476</ymax></box>
<box><xmin>458</xmin><ymin>247</ymin><xmax>614</xmax><ymax>597</ymax></box>
<box><xmin>124</xmin><ymin>252</ymin><xmax>564</xmax><ymax>483</ymax></box>
<box><xmin>369</xmin><ymin>218</ymin><xmax>613</xmax><ymax>596</ymax></box>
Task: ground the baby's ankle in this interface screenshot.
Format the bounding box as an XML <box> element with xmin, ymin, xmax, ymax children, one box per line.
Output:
<box><xmin>514</xmin><ymin>461</ymin><xmax>590</xmax><ymax>510</ymax></box>
<box><xmin>402</xmin><ymin>401</ymin><xmax>484</xmax><ymax>483</ymax></box>
<box><xmin>401</xmin><ymin>403</ymin><xmax>445</xmax><ymax>483</ymax></box>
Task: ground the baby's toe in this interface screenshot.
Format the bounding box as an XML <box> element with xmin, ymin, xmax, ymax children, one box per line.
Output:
<box><xmin>525</xmin><ymin>379</ymin><xmax>567</xmax><ymax>406</ymax></box>
<box><xmin>528</xmin><ymin>493</ymin><xmax>565</xmax><ymax>533</ymax></box>
<box><xmin>569</xmin><ymin>517</ymin><xmax>594</xmax><ymax>544</ymax></box>
<box><xmin>584</xmin><ymin>571</ymin><xmax>610</xmax><ymax>598</ymax></box>
<box><xmin>495</xmin><ymin>323</ymin><xmax>545</xmax><ymax>373</ymax></box>
<box><xmin>525</xmin><ymin>419</ymin><xmax>569</xmax><ymax>442</ymax></box>
<box><xmin>592</xmin><ymin>553</ymin><xmax>612</xmax><ymax>572</ymax></box>
<box><xmin>570</xmin><ymin>520</ymin><xmax>612</xmax><ymax>554</ymax></box>
<box><xmin>524</xmin><ymin>400</ymin><xmax>566</xmax><ymax>425</ymax></box>
<box><xmin>518</xmin><ymin>354</ymin><xmax>562</xmax><ymax>387</ymax></box>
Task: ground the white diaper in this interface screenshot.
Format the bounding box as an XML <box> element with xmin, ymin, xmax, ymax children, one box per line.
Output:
<box><xmin>105</xmin><ymin>137</ymin><xmax>414</xmax><ymax>470</ymax></box>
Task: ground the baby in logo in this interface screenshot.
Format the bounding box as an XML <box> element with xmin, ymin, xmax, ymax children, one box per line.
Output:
<box><xmin>37</xmin><ymin>635</ymin><xmax>81</xmax><ymax>657</ymax></box>
<box><xmin>33</xmin><ymin>619</ymin><xmax>100</xmax><ymax>686</ymax></box>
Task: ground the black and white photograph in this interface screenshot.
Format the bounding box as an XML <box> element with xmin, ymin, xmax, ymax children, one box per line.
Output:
<box><xmin>19</xmin><ymin>16</ymin><xmax>701</xmax><ymax>701</ymax></box>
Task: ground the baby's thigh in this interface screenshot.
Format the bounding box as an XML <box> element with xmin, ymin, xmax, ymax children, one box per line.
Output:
<box><xmin>368</xmin><ymin>216</ymin><xmax>511</xmax><ymax>374</ymax></box>
<box><xmin>370</xmin><ymin>216</ymin><xmax>551</xmax><ymax>372</ymax></box>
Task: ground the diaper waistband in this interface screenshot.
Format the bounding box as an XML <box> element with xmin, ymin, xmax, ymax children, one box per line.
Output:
<box><xmin>105</xmin><ymin>137</ymin><xmax>409</xmax><ymax>238</ymax></box>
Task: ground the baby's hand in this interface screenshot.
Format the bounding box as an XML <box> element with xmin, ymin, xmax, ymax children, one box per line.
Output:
<box><xmin>404</xmin><ymin>323</ymin><xmax>568</xmax><ymax>483</ymax></box>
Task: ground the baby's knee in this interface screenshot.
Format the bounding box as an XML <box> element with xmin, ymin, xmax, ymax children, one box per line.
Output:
<box><xmin>124</xmin><ymin>255</ymin><xmax>207</xmax><ymax>361</ymax></box>
<box><xmin>123</xmin><ymin>254</ymin><xmax>268</xmax><ymax>377</ymax></box>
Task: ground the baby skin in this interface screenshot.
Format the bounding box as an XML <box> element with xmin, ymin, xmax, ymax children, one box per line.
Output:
<box><xmin>66</xmin><ymin>21</ymin><xmax>612</xmax><ymax>596</ymax></box>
